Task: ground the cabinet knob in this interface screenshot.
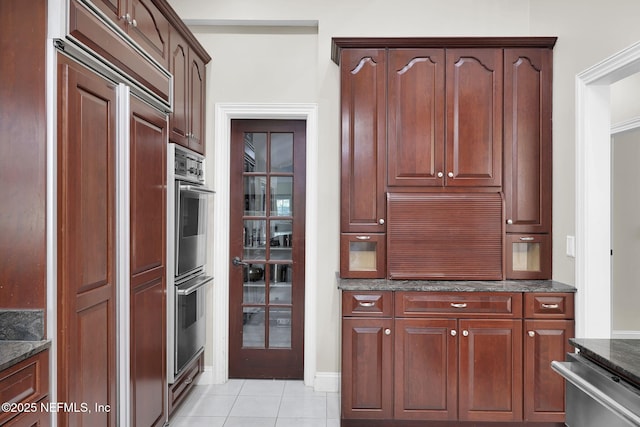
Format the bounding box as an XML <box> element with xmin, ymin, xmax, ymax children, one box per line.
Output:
<box><xmin>378</xmin><ymin>218</ymin><xmax>385</xmax><ymax>225</ymax></box>
<box><xmin>384</xmin><ymin>328</ymin><xmax>391</xmax><ymax>336</ymax></box>
<box><xmin>450</xmin><ymin>330</ymin><xmax>457</xmax><ymax>337</ymax></box>
<box><xmin>448</xmin><ymin>172</ymin><xmax>454</xmax><ymax>178</ymax></box>
<box><xmin>131</xmin><ymin>18</ymin><xmax>137</xmax><ymax>27</ymax></box>
<box><xmin>528</xmin><ymin>331</ymin><xmax>535</xmax><ymax>338</ymax></box>
<box><xmin>437</xmin><ymin>172</ymin><xmax>444</xmax><ymax>178</ymax></box>
<box><xmin>507</xmin><ymin>219</ymin><xmax>513</xmax><ymax>225</ymax></box>
<box><xmin>462</xmin><ymin>330</ymin><xmax>469</xmax><ymax>337</ymax></box>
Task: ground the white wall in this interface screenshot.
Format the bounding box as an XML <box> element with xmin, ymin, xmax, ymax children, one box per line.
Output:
<box><xmin>168</xmin><ymin>0</ymin><xmax>640</xmax><ymax>376</ymax></box>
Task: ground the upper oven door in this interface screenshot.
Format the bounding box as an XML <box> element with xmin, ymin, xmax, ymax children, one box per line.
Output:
<box><xmin>175</xmin><ymin>181</ymin><xmax>214</xmax><ymax>277</ymax></box>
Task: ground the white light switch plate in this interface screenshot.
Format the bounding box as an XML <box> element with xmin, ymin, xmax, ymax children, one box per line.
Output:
<box><xmin>566</xmin><ymin>235</ymin><xmax>575</xmax><ymax>258</ymax></box>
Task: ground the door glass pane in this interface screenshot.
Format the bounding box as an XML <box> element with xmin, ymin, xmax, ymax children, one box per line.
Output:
<box><xmin>270</xmin><ymin>220</ymin><xmax>292</xmax><ymax>260</ymax></box>
<box><xmin>244</xmin><ymin>132</ymin><xmax>267</xmax><ymax>172</ymax></box>
<box><xmin>243</xmin><ymin>263</ymin><xmax>265</xmax><ymax>304</ymax></box>
<box><xmin>270</xmin><ymin>177</ymin><xmax>293</xmax><ymax>216</ymax></box>
<box><xmin>244</xmin><ymin>176</ymin><xmax>266</xmax><ymax>216</ymax></box>
<box><xmin>269</xmin><ymin>264</ymin><xmax>292</xmax><ymax>303</ymax></box>
<box><xmin>243</xmin><ymin>307</ymin><xmax>265</xmax><ymax>348</ymax></box>
<box><xmin>269</xmin><ymin>308</ymin><xmax>291</xmax><ymax>348</ymax></box>
<box><xmin>271</xmin><ymin>133</ymin><xmax>294</xmax><ymax>173</ymax></box>
<box><xmin>349</xmin><ymin>241</ymin><xmax>377</xmax><ymax>271</ymax></box>
<box><xmin>512</xmin><ymin>242</ymin><xmax>541</xmax><ymax>272</ymax></box>
<box><xmin>244</xmin><ymin>220</ymin><xmax>266</xmax><ymax>260</ymax></box>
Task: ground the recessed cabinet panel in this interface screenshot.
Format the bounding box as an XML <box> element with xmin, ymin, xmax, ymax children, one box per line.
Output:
<box><xmin>340</xmin><ymin>49</ymin><xmax>386</xmax><ymax>233</ymax></box>
<box><xmin>387</xmin><ymin>193</ymin><xmax>503</xmax><ymax>279</ymax></box>
<box><xmin>504</xmin><ymin>48</ymin><xmax>552</xmax><ymax>234</ymax></box>
<box><xmin>445</xmin><ymin>49</ymin><xmax>503</xmax><ymax>187</ymax></box>
<box><xmin>388</xmin><ymin>49</ymin><xmax>445</xmax><ymax>187</ymax></box>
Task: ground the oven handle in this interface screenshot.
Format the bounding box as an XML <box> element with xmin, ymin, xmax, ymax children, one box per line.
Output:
<box><xmin>551</xmin><ymin>360</ymin><xmax>640</xmax><ymax>425</ymax></box>
<box><xmin>179</xmin><ymin>184</ymin><xmax>216</xmax><ymax>195</ymax></box>
<box><xmin>177</xmin><ymin>275</ymin><xmax>214</xmax><ymax>296</ymax></box>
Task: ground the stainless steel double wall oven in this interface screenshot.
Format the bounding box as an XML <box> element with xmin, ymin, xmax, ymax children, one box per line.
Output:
<box><xmin>167</xmin><ymin>143</ymin><xmax>214</xmax><ymax>383</ymax></box>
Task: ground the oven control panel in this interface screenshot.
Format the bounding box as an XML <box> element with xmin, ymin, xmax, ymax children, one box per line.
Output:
<box><xmin>175</xmin><ymin>147</ymin><xmax>204</xmax><ymax>183</ymax></box>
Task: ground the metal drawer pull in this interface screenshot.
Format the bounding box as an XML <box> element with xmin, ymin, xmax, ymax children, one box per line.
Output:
<box><xmin>358</xmin><ymin>301</ymin><xmax>376</xmax><ymax>307</ymax></box>
<box><xmin>520</xmin><ymin>237</ymin><xmax>535</xmax><ymax>241</ymax></box>
<box><xmin>541</xmin><ymin>303</ymin><xmax>559</xmax><ymax>309</ymax></box>
<box><xmin>450</xmin><ymin>302</ymin><xmax>467</xmax><ymax>308</ymax></box>
<box><xmin>355</xmin><ymin>236</ymin><xmax>371</xmax><ymax>240</ymax></box>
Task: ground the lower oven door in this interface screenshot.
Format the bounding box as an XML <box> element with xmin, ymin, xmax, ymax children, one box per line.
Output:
<box><xmin>552</xmin><ymin>353</ymin><xmax>640</xmax><ymax>427</ymax></box>
<box><xmin>175</xmin><ymin>274</ymin><xmax>212</xmax><ymax>376</ymax></box>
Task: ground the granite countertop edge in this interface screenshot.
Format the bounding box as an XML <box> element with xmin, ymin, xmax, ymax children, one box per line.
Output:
<box><xmin>569</xmin><ymin>338</ymin><xmax>640</xmax><ymax>387</ymax></box>
<box><xmin>337</xmin><ymin>278</ymin><xmax>576</xmax><ymax>293</ymax></box>
<box><xmin>0</xmin><ymin>340</ymin><xmax>51</xmax><ymax>372</ymax></box>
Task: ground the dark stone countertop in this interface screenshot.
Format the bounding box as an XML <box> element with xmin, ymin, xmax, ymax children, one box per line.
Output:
<box><xmin>337</xmin><ymin>278</ymin><xmax>576</xmax><ymax>293</ymax></box>
<box><xmin>0</xmin><ymin>340</ymin><xmax>50</xmax><ymax>372</ymax></box>
<box><xmin>570</xmin><ymin>338</ymin><xmax>640</xmax><ymax>387</ymax></box>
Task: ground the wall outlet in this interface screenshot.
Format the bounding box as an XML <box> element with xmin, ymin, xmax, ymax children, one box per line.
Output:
<box><xmin>566</xmin><ymin>235</ymin><xmax>576</xmax><ymax>258</ymax></box>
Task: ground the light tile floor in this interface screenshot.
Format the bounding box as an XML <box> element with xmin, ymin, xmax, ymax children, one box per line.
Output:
<box><xmin>169</xmin><ymin>379</ymin><xmax>340</xmax><ymax>427</ymax></box>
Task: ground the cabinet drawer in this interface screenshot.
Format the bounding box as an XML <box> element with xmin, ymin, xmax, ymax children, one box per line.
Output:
<box><xmin>524</xmin><ymin>293</ymin><xmax>574</xmax><ymax>319</ymax></box>
<box><xmin>169</xmin><ymin>352</ymin><xmax>203</xmax><ymax>415</ymax></box>
<box><xmin>0</xmin><ymin>350</ymin><xmax>49</xmax><ymax>425</ymax></box>
<box><xmin>342</xmin><ymin>291</ymin><xmax>393</xmax><ymax>317</ymax></box>
<box><xmin>395</xmin><ymin>292</ymin><xmax>522</xmax><ymax>318</ymax></box>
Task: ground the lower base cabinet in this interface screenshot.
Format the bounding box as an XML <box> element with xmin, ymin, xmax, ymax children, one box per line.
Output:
<box><xmin>0</xmin><ymin>350</ymin><xmax>49</xmax><ymax>426</ymax></box>
<box><xmin>168</xmin><ymin>352</ymin><xmax>204</xmax><ymax>416</ymax></box>
<box><xmin>341</xmin><ymin>291</ymin><xmax>574</xmax><ymax>426</ymax></box>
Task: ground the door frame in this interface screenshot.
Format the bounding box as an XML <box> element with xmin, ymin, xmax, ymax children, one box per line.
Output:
<box><xmin>576</xmin><ymin>39</ymin><xmax>640</xmax><ymax>339</ymax></box>
<box><xmin>210</xmin><ymin>103</ymin><xmax>318</xmax><ymax>385</ymax></box>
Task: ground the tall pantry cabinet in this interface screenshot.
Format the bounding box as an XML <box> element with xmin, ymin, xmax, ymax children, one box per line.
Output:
<box><xmin>53</xmin><ymin>0</ymin><xmax>210</xmax><ymax>426</ymax></box>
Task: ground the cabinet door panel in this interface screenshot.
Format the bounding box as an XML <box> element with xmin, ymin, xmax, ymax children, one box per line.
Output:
<box><xmin>446</xmin><ymin>49</ymin><xmax>502</xmax><ymax>187</ymax></box>
<box><xmin>340</xmin><ymin>49</ymin><xmax>386</xmax><ymax>232</ymax></box>
<box><xmin>524</xmin><ymin>319</ymin><xmax>574</xmax><ymax>422</ymax></box>
<box><xmin>458</xmin><ymin>319</ymin><xmax>522</xmax><ymax>422</ymax></box>
<box><xmin>394</xmin><ymin>318</ymin><xmax>457</xmax><ymax>420</ymax></box>
<box><xmin>169</xmin><ymin>29</ymin><xmax>188</xmax><ymax>147</ymax></box>
<box><xmin>341</xmin><ymin>318</ymin><xmax>393</xmax><ymax>419</ymax></box>
<box><xmin>57</xmin><ymin>56</ymin><xmax>117</xmax><ymax>427</ymax></box>
<box><xmin>90</xmin><ymin>0</ymin><xmax>126</xmax><ymax>29</ymax></box>
<box><xmin>504</xmin><ymin>48</ymin><xmax>552</xmax><ymax>233</ymax></box>
<box><xmin>388</xmin><ymin>49</ymin><xmax>445</xmax><ymax>187</ymax></box>
<box><xmin>129</xmin><ymin>0</ymin><xmax>170</xmax><ymax>67</ymax></box>
<box><xmin>189</xmin><ymin>52</ymin><xmax>206</xmax><ymax>154</ymax></box>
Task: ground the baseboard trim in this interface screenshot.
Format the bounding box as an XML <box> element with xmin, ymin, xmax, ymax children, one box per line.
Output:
<box><xmin>194</xmin><ymin>364</ymin><xmax>215</xmax><ymax>385</ymax></box>
<box><xmin>314</xmin><ymin>371</ymin><xmax>340</xmax><ymax>393</ymax></box>
<box><xmin>611</xmin><ymin>330</ymin><xmax>640</xmax><ymax>339</ymax></box>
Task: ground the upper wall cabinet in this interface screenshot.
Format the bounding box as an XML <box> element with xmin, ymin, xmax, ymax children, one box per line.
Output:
<box><xmin>388</xmin><ymin>48</ymin><xmax>502</xmax><ymax>188</ymax></box>
<box><xmin>340</xmin><ymin>48</ymin><xmax>387</xmax><ymax>233</ymax></box>
<box><xmin>503</xmin><ymin>48</ymin><xmax>552</xmax><ymax>234</ymax></box>
<box><xmin>169</xmin><ymin>27</ymin><xmax>207</xmax><ymax>154</ymax></box>
<box><xmin>89</xmin><ymin>0</ymin><xmax>170</xmax><ymax>66</ymax></box>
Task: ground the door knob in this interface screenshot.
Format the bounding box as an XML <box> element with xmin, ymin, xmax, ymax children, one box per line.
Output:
<box><xmin>232</xmin><ymin>256</ymin><xmax>248</xmax><ymax>266</ymax></box>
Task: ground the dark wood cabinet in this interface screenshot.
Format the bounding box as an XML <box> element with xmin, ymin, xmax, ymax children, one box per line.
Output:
<box><xmin>340</xmin><ymin>48</ymin><xmax>387</xmax><ymax>233</ymax></box>
<box><xmin>89</xmin><ymin>0</ymin><xmax>170</xmax><ymax>67</ymax></box>
<box><xmin>56</xmin><ymin>55</ymin><xmax>118</xmax><ymax>427</ymax></box>
<box><xmin>0</xmin><ymin>350</ymin><xmax>49</xmax><ymax>426</ymax></box>
<box><xmin>0</xmin><ymin>0</ymin><xmax>47</xmax><ymax>309</ymax></box>
<box><xmin>387</xmin><ymin>48</ymin><xmax>445</xmax><ymax>187</ymax></box>
<box><xmin>458</xmin><ymin>319</ymin><xmax>523</xmax><ymax>422</ymax></box>
<box><xmin>341</xmin><ymin>317</ymin><xmax>394</xmax><ymax>420</ymax></box>
<box><xmin>523</xmin><ymin>293</ymin><xmax>575</xmax><ymax>422</ymax></box>
<box><xmin>335</xmin><ymin>38</ymin><xmax>555</xmax><ymax>281</ymax></box>
<box><xmin>445</xmin><ymin>49</ymin><xmax>503</xmax><ymax>188</ymax></box>
<box><xmin>342</xmin><ymin>290</ymin><xmax>573</xmax><ymax>425</ymax></box>
<box><xmin>169</xmin><ymin>27</ymin><xmax>207</xmax><ymax>154</ymax></box>
<box><xmin>169</xmin><ymin>352</ymin><xmax>203</xmax><ymax>415</ymax></box>
<box><xmin>129</xmin><ymin>97</ymin><xmax>167</xmax><ymax>427</ymax></box>
<box><xmin>394</xmin><ymin>318</ymin><xmax>457</xmax><ymax>420</ymax></box>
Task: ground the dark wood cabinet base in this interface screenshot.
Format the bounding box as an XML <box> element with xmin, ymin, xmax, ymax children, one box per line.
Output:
<box><xmin>342</xmin><ymin>420</ymin><xmax>564</xmax><ymax>427</ymax></box>
<box><xmin>168</xmin><ymin>352</ymin><xmax>204</xmax><ymax>416</ymax></box>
